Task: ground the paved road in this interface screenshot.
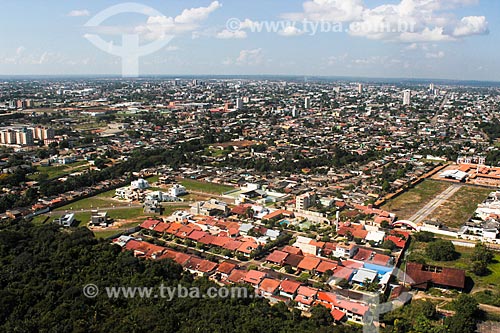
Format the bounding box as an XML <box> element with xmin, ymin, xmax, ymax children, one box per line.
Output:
<box><xmin>409</xmin><ymin>184</ymin><xmax>462</xmax><ymax>224</ymax></box>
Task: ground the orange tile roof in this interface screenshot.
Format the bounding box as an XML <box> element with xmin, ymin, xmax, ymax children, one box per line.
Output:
<box><xmin>297</xmin><ymin>256</ymin><xmax>321</xmax><ymax>271</ymax></box>
<box><xmin>244</xmin><ymin>270</ymin><xmax>266</xmax><ymax>285</ymax></box>
<box><xmin>279</xmin><ymin>279</ymin><xmax>302</xmax><ymax>294</ymax></box>
<box><xmin>259</xmin><ymin>278</ymin><xmax>281</xmax><ymax>293</ymax></box>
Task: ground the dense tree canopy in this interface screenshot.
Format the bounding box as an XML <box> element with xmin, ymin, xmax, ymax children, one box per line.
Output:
<box><xmin>0</xmin><ymin>221</ymin><xmax>360</xmax><ymax>333</ymax></box>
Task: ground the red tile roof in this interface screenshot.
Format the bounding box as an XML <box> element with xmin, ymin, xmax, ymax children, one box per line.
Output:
<box><xmin>153</xmin><ymin>222</ymin><xmax>170</xmax><ymax>233</ymax></box>
<box><xmin>316</xmin><ymin>260</ymin><xmax>338</xmax><ymax>274</ymax></box>
<box><xmin>198</xmin><ymin>234</ymin><xmax>216</xmax><ymax>245</ymax></box>
<box><xmin>210</xmin><ymin>236</ymin><xmax>231</xmax><ymax>247</ymax></box>
<box><xmin>405</xmin><ymin>262</ymin><xmax>465</xmax><ymax>289</ymax></box>
<box><xmin>262</xmin><ymin>209</ymin><xmax>294</xmax><ymax>220</ymax></box>
<box><xmin>259</xmin><ymin>278</ymin><xmax>281</xmax><ymax>293</ymax></box>
<box><xmin>217</xmin><ymin>261</ymin><xmax>237</xmax><ymax>275</ymax></box>
<box><xmin>282</xmin><ymin>245</ymin><xmax>303</xmax><ymax>255</ymax></box>
<box><xmin>283</xmin><ymin>253</ymin><xmax>304</xmax><ymax>267</ymax></box>
<box><xmin>237</xmin><ymin>240</ymin><xmax>259</xmax><ymax>254</ymax></box>
<box><xmin>265</xmin><ymin>250</ymin><xmax>289</xmax><ymax>264</ymax></box>
<box><xmin>297</xmin><ymin>256</ymin><xmax>321</xmax><ymax>271</ymax></box>
<box><xmin>165</xmin><ymin>222</ymin><xmax>183</xmax><ymax>234</ymax></box>
<box><xmin>279</xmin><ymin>279</ymin><xmax>302</xmax><ymax>294</ymax></box>
<box><xmin>332</xmin><ymin>266</ymin><xmax>354</xmax><ymax>281</ymax></box>
<box><xmin>187</xmin><ymin>230</ymin><xmax>208</xmax><ymax>241</ymax></box>
<box><xmin>227</xmin><ymin>269</ymin><xmax>246</xmax><ymax>283</ymax></box>
<box><xmin>244</xmin><ymin>270</ymin><xmax>266</xmax><ymax>285</ymax></box>
<box><xmin>223</xmin><ymin>240</ymin><xmax>242</xmax><ymax>251</ymax></box>
<box><xmin>140</xmin><ymin>219</ymin><xmax>161</xmax><ymax>230</ymax></box>
<box><xmin>331</xmin><ymin>309</ymin><xmax>346</xmax><ymax>321</ymax></box>
<box><xmin>384</xmin><ymin>235</ymin><xmax>407</xmax><ymax>249</ymax></box>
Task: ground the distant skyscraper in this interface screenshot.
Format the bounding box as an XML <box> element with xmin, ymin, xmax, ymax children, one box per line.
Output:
<box><xmin>403</xmin><ymin>90</ymin><xmax>411</xmax><ymax>105</ymax></box>
<box><xmin>292</xmin><ymin>106</ymin><xmax>298</xmax><ymax>118</ymax></box>
<box><xmin>358</xmin><ymin>83</ymin><xmax>363</xmax><ymax>94</ymax></box>
<box><xmin>304</xmin><ymin>97</ymin><xmax>311</xmax><ymax>109</ymax></box>
<box><xmin>429</xmin><ymin>83</ymin><xmax>435</xmax><ymax>91</ymax></box>
<box><xmin>236</xmin><ymin>98</ymin><xmax>243</xmax><ymax>110</ymax></box>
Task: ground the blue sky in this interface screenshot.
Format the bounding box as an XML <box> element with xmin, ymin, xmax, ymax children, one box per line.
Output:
<box><xmin>0</xmin><ymin>0</ymin><xmax>498</xmax><ymax>80</ymax></box>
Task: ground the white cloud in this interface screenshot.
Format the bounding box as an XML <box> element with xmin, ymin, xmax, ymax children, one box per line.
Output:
<box><xmin>425</xmin><ymin>50</ymin><xmax>445</xmax><ymax>58</ymax></box>
<box><xmin>453</xmin><ymin>16</ymin><xmax>488</xmax><ymax>37</ymax></box>
<box><xmin>174</xmin><ymin>1</ymin><xmax>221</xmax><ymax>24</ymax></box>
<box><xmin>278</xmin><ymin>26</ymin><xmax>305</xmax><ymax>37</ymax></box>
<box><xmin>135</xmin><ymin>1</ymin><xmax>221</xmax><ymax>40</ymax></box>
<box><xmin>399</xmin><ymin>27</ymin><xmax>455</xmax><ymax>42</ymax></box>
<box><xmin>284</xmin><ymin>0</ymin><xmax>488</xmax><ymax>42</ymax></box>
<box><xmin>283</xmin><ymin>0</ymin><xmax>364</xmax><ymax>22</ymax></box>
<box><xmin>236</xmin><ymin>48</ymin><xmax>264</xmax><ymax>66</ymax></box>
<box><xmin>216</xmin><ymin>29</ymin><xmax>248</xmax><ymax>39</ymax></box>
<box><xmin>68</xmin><ymin>9</ymin><xmax>90</xmax><ymax>17</ymax></box>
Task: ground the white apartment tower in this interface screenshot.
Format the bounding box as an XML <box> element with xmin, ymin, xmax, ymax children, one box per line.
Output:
<box><xmin>304</xmin><ymin>97</ymin><xmax>311</xmax><ymax>109</ymax></box>
<box><xmin>403</xmin><ymin>90</ymin><xmax>411</xmax><ymax>105</ymax></box>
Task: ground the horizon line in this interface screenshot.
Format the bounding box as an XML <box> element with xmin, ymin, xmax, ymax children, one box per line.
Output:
<box><xmin>0</xmin><ymin>74</ymin><xmax>499</xmax><ymax>86</ymax></box>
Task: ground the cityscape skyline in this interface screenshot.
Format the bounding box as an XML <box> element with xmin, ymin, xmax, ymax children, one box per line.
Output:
<box><xmin>0</xmin><ymin>0</ymin><xmax>497</xmax><ymax>81</ymax></box>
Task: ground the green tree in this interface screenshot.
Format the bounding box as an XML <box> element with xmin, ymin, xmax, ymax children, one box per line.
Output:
<box><xmin>426</xmin><ymin>240</ymin><xmax>457</xmax><ymax>261</ymax></box>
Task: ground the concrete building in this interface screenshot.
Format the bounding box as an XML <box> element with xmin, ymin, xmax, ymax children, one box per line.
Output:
<box><xmin>169</xmin><ymin>184</ymin><xmax>187</xmax><ymax>197</ymax></box>
<box><xmin>296</xmin><ymin>192</ymin><xmax>316</xmax><ymax>210</ymax></box>
<box><xmin>304</xmin><ymin>97</ymin><xmax>311</xmax><ymax>109</ymax></box>
<box><xmin>403</xmin><ymin>90</ymin><xmax>411</xmax><ymax>105</ymax></box>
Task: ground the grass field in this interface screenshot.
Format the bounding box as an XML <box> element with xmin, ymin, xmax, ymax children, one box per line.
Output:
<box><xmin>180</xmin><ymin>179</ymin><xmax>234</xmax><ymax>194</ymax></box>
<box><xmin>55</xmin><ymin>197</ymin><xmax>132</xmax><ymax>211</ymax></box>
<box><xmin>35</xmin><ymin>161</ymin><xmax>89</xmax><ymax>179</ymax></box>
<box><xmin>427</xmin><ymin>186</ymin><xmax>492</xmax><ymax>228</ymax></box>
<box><xmin>381</xmin><ymin>180</ymin><xmax>450</xmax><ymax>219</ymax></box>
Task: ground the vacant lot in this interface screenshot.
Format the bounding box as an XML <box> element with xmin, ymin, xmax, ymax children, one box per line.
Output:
<box><xmin>381</xmin><ymin>180</ymin><xmax>450</xmax><ymax>219</ymax></box>
<box><xmin>427</xmin><ymin>186</ymin><xmax>492</xmax><ymax>228</ymax></box>
<box><xmin>55</xmin><ymin>196</ymin><xmax>132</xmax><ymax>211</ymax></box>
<box><xmin>35</xmin><ymin>161</ymin><xmax>90</xmax><ymax>179</ymax></box>
<box><xmin>180</xmin><ymin>179</ymin><xmax>234</xmax><ymax>194</ymax></box>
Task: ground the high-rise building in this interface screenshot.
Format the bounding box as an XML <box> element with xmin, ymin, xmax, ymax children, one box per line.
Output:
<box><xmin>304</xmin><ymin>97</ymin><xmax>311</xmax><ymax>109</ymax></box>
<box><xmin>32</xmin><ymin>126</ymin><xmax>55</xmax><ymax>141</ymax></box>
<box><xmin>292</xmin><ymin>106</ymin><xmax>299</xmax><ymax>118</ymax></box>
<box><xmin>0</xmin><ymin>130</ymin><xmax>16</xmax><ymax>144</ymax></box>
<box><xmin>403</xmin><ymin>90</ymin><xmax>411</xmax><ymax>105</ymax></box>
<box><xmin>358</xmin><ymin>83</ymin><xmax>363</xmax><ymax>94</ymax></box>
<box><xmin>15</xmin><ymin>129</ymin><xmax>34</xmax><ymax>146</ymax></box>
<box><xmin>429</xmin><ymin>83</ymin><xmax>435</xmax><ymax>91</ymax></box>
<box><xmin>296</xmin><ymin>192</ymin><xmax>316</xmax><ymax>211</ymax></box>
<box><xmin>236</xmin><ymin>98</ymin><xmax>243</xmax><ymax>110</ymax></box>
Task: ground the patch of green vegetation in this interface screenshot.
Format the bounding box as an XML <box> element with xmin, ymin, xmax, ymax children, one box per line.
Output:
<box><xmin>36</xmin><ymin>161</ymin><xmax>89</xmax><ymax>179</ymax></box>
<box><xmin>31</xmin><ymin>215</ymin><xmax>50</xmax><ymax>225</ymax></box>
<box><xmin>427</xmin><ymin>186</ymin><xmax>492</xmax><ymax>228</ymax></box>
<box><xmin>108</xmin><ymin>208</ymin><xmax>148</xmax><ymax>220</ymax></box>
<box><xmin>381</xmin><ymin>180</ymin><xmax>450</xmax><ymax>219</ymax></box>
<box><xmin>180</xmin><ymin>178</ymin><xmax>234</xmax><ymax>194</ymax></box>
<box><xmin>473</xmin><ymin>290</ymin><xmax>500</xmax><ymax>307</ymax></box>
<box><xmin>146</xmin><ymin>175</ymin><xmax>160</xmax><ymax>183</ymax></box>
<box><xmin>92</xmin><ymin>230</ymin><xmax>123</xmax><ymax>239</ymax></box>
<box><xmin>55</xmin><ymin>197</ymin><xmax>129</xmax><ymax>211</ymax></box>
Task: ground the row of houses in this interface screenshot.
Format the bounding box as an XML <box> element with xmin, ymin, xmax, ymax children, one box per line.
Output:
<box><xmin>114</xmin><ymin>236</ymin><xmax>371</xmax><ymax>324</ymax></box>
